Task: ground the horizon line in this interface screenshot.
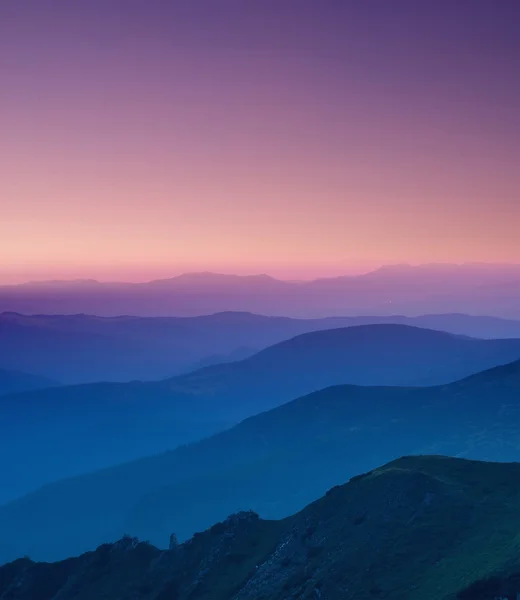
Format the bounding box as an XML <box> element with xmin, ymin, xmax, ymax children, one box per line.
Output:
<box><xmin>2</xmin><ymin>261</ymin><xmax>520</xmax><ymax>287</ymax></box>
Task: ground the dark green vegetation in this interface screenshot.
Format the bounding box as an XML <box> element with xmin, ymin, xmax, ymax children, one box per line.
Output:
<box><xmin>3</xmin><ymin>324</ymin><xmax>520</xmax><ymax>504</ymax></box>
<box><xmin>0</xmin><ymin>368</ymin><xmax>57</xmax><ymax>396</ymax></box>
<box><xmin>3</xmin><ymin>456</ymin><xmax>520</xmax><ymax>600</ymax></box>
<box><xmin>2</xmin><ymin>359</ymin><xmax>520</xmax><ymax>564</ymax></box>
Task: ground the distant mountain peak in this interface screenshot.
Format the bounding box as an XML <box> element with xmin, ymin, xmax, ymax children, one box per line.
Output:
<box><xmin>148</xmin><ymin>272</ymin><xmax>285</xmax><ymax>286</ymax></box>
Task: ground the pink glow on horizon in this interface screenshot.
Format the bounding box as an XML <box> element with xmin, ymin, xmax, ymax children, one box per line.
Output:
<box><xmin>1</xmin><ymin>3</ymin><xmax>519</xmax><ymax>282</ymax></box>
<box><xmin>0</xmin><ymin>261</ymin><xmax>383</xmax><ymax>286</ymax></box>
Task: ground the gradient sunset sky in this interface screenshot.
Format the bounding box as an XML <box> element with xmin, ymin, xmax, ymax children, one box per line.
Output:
<box><xmin>1</xmin><ymin>0</ymin><xmax>519</xmax><ymax>283</ymax></box>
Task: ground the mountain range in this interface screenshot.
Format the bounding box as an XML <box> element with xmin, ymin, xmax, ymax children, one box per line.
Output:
<box><xmin>2</xmin><ymin>455</ymin><xmax>520</xmax><ymax>600</ymax></box>
<box><xmin>2</xmin><ymin>357</ymin><xmax>520</xmax><ymax>564</ymax></box>
<box><xmin>2</xmin><ymin>324</ymin><xmax>520</xmax><ymax>505</ymax></box>
<box><xmin>2</xmin><ymin>263</ymin><xmax>520</xmax><ymax>318</ymax></box>
<box><xmin>3</xmin><ymin>310</ymin><xmax>520</xmax><ymax>385</ymax></box>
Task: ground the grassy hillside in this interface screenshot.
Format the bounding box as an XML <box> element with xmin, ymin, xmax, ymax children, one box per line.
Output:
<box><xmin>2</xmin><ymin>456</ymin><xmax>520</xmax><ymax>599</ymax></box>
<box><xmin>2</xmin><ymin>360</ymin><xmax>520</xmax><ymax>564</ymax></box>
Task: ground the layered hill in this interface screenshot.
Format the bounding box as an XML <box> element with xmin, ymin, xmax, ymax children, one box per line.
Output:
<box><xmin>2</xmin><ymin>263</ymin><xmax>520</xmax><ymax>317</ymax></box>
<box><xmin>167</xmin><ymin>324</ymin><xmax>520</xmax><ymax>402</ymax></box>
<box><xmin>0</xmin><ymin>368</ymin><xmax>57</xmax><ymax>396</ymax></box>
<box><xmin>2</xmin><ymin>324</ymin><xmax>520</xmax><ymax>503</ymax></box>
<box><xmin>2</xmin><ymin>456</ymin><xmax>520</xmax><ymax>599</ymax></box>
<box><xmin>2</xmin><ymin>359</ymin><xmax>520</xmax><ymax>564</ymax></box>
<box><xmin>4</xmin><ymin>310</ymin><xmax>520</xmax><ymax>385</ymax></box>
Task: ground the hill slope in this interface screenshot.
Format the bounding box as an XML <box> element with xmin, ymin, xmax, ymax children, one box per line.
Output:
<box><xmin>3</xmin><ymin>324</ymin><xmax>520</xmax><ymax>503</ymax></box>
<box><xmin>170</xmin><ymin>324</ymin><xmax>520</xmax><ymax>403</ymax></box>
<box><xmin>4</xmin><ymin>311</ymin><xmax>520</xmax><ymax>385</ymax></box>
<box><xmin>0</xmin><ymin>368</ymin><xmax>57</xmax><ymax>396</ymax></box>
<box><xmin>3</xmin><ymin>456</ymin><xmax>520</xmax><ymax>599</ymax></box>
<box><xmin>2</xmin><ymin>359</ymin><xmax>520</xmax><ymax>563</ymax></box>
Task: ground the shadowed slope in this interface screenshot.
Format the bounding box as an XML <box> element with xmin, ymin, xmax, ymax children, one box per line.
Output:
<box><xmin>4</xmin><ymin>311</ymin><xmax>520</xmax><ymax>385</ymax></box>
<box><xmin>2</xmin><ymin>360</ymin><xmax>520</xmax><ymax>563</ymax></box>
<box><xmin>2</xmin><ymin>324</ymin><xmax>520</xmax><ymax>503</ymax></box>
<box><xmin>0</xmin><ymin>368</ymin><xmax>57</xmax><ymax>396</ymax></box>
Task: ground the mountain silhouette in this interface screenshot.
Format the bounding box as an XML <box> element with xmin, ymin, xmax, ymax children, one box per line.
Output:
<box><xmin>2</xmin><ymin>359</ymin><xmax>520</xmax><ymax>564</ymax></box>
<box><xmin>4</xmin><ymin>310</ymin><xmax>520</xmax><ymax>385</ymax></box>
<box><xmin>2</xmin><ymin>263</ymin><xmax>520</xmax><ymax>317</ymax></box>
<box><xmin>2</xmin><ymin>324</ymin><xmax>520</xmax><ymax>504</ymax></box>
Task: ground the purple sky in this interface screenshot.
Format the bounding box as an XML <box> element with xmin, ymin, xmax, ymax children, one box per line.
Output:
<box><xmin>1</xmin><ymin>1</ymin><xmax>519</xmax><ymax>283</ymax></box>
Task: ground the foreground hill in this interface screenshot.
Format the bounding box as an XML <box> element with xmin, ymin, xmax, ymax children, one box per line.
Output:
<box><xmin>2</xmin><ymin>359</ymin><xmax>520</xmax><ymax>564</ymax></box>
<box><xmin>3</xmin><ymin>311</ymin><xmax>520</xmax><ymax>385</ymax></box>
<box><xmin>3</xmin><ymin>324</ymin><xmax>520</xmax><ymax>503</ymax></box>
<box><xmin>2</xmin><ymin>456</ymin><xmax>520</xmax><ymax>599</ymax></box>
<box><xmin>0</xmin><ymin>368</ymin><xmax>57</xmax><ymax>396</ymax></box>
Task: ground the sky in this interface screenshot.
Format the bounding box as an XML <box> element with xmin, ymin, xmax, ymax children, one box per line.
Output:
<box><xmin>1</xmin><ymin>0</ymin><xmax>519</xmax><ymax>283</ymax></box>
